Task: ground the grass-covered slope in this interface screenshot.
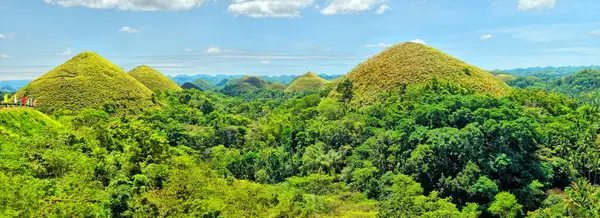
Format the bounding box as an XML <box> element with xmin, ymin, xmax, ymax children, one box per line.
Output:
<box><xmin>192</xmin><ymin>79</ymin><xmax>216</xmax><ymax>91</ymax></box>
<box><xmin>0</xmin><ymin>108</ymin><xmax>62</xmax><ymax>137</ymax></box>
<box><xmin>497</xmin><ymin>74</ymin><xmax>517</xmax><ymax>83</ymax></box>
<box><xmin>14</xmin><ymin>52</ymin><xmax>154</xmax><ymax>113</ymax></box>
<box><xmin>181</xmin><ymin>82</ymin><xmax>203</xmax><ymax>90</ymax></box>
<box><xmin>268</xmin><ymin>83</ymin><xmax>287</xmax><ymax>91</ymax></box>
<box><xmin>128</xmin><ymin>65</ymin><xmax>183</xmax><ymax>92</ymax></box>
<box><xmin>346</xmin><ymin>42</ymin><xmax>511</xmax><ymax>102</ymax></box>
<box><xmin>285</xmin><ymin>72</ymin><xmax>330</xmax><ymax>93</ymax></box>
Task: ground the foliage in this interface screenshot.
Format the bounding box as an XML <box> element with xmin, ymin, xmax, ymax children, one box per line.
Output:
<box><xmin>488</xmin><ymin>192</ymin><xmax>522</xmax><ymax>218</ymax></box>
<box><xmin>5</xmin><ymin>73</ymin><xmax>600</xmax><ymax>217</ymax></box>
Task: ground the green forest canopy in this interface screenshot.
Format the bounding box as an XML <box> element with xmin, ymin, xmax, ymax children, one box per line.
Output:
<box><xmin>2</xmin><ymin>73</ymin><xmax>600</xmax><ymax>217</ymax></box>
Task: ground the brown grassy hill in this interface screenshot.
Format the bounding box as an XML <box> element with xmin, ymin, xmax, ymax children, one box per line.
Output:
<box><xmin>285</xmin><ymin>72</ymin><xmax>330</xmax><ymax>92</ymax></box>
<box><xmin>128</xmin><ymin>65</ymin><xmax>183</xmax><ymax>92</ymax></box>
<box><xmin>346</xmin><ymin>42</ymin><xmax>511</xmax><ymax>103</ymax></box>
<box><xmin>14</xmin><ymin>52</ymin><xmax>154</xmax><ymax>113</ymax></box>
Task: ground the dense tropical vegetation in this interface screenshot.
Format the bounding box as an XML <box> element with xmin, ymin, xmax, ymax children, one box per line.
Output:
<box><xmin>3</xmin><ymin>74</ymin><xmax>600</xmax><ymax>217</ymax></box>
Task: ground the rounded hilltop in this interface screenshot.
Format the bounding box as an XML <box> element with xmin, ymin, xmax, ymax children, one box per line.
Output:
<box><xmin>496</xmin><ymin>74</ymin><xmax>517</xmax><ymax>83</ymax></box>
<box><xmin>191</xmin><ymin>78</ymin><xmax>216</xmax><ymax>91</ymax></box>
<box><xmin>345</xmin><ymin>42</ymin><xmax>511</xmax><ymax>103</ymax></box>
<box><xmin>128</xmin><ymin>65</ymin><xmax>183</xmax><ymax>92</ymax></box>
<box><xmin>221</xmin><ymin>76</ymin><xmax>270</xmax><ymax>96</ymax></box>
<box><xmin>14</xmin><ymin>51</ymin><xmax>154</xmax><ymax>113</ymax></box>
<box><xmin>285</xmin><ymin>72</ymin><xmax>330</xmax><ymax>92</ymax></box>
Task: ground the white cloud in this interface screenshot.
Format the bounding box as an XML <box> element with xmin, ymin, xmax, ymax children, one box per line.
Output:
<box><xmin>261</xmin><ymin>60</ymin><xmax>270</xmax><ymax>64</ymax></box>
<box><xmin>587</xmin><ymin>30</ymin><xmax>600</xmax><ymax>36</ymax></box>
<box><xmin>228</xmin><ymin>0</ymin><xmax>315</xmax><ymax>18</ymax></box>
<box><xmin>204</xmin><ymin>46</ymin><xmax>221</xmax><ymax>54</ymax></box>
<box><xmin>0</xmin><ymin>54</ymin><xmax>12</xmax><ymax>59</ymax></box>
<box><xmin>321</xmin><ymin>0</ymin><xmax>387</xmax><ymax>15</ymax></box>
<box><xmin>184</xmin><ymin>48</ymin><xmax>193</xmax><ymax>52</ymax></box>
<box><xmin>58</xmin><ymin>48</ymin><xmax>73</xmax><ymax>56</ymax></box>
<box><xmin>362</xmin><ymin>42</ymin><xmax>392</xmax><ymax>48</ymax></box>
<box><xmin>480</xmin><ymin>34</ymin><xmax>493</xmax><ymax>40</ymax></box>
<box><xmin>43</xmin><ymin>0</ymin><xmax>206</xmax><ymax>11</ymax></box>
<box><xmin>375</xmin><ymin>4</ymin><xmax>391</xmax><ymax>15</ymax></box>
<box><xmin>0</xmin><ymin>33</ymin><xmax>15</xmax><ymax>40</ymax></box>
<box><xmin>518</xmin><ymin>0</ymin><xmax>556</xmax><ymax>11</ymax></box>
<box><xmin>411</xmin><ymin>39</ymin><xmax>426</xmax><ymax>45</ymax></box>
<box><xmin>119</xmin><ymin>26</ymin><xmax>140</xmax><ymax>34</ymax></box>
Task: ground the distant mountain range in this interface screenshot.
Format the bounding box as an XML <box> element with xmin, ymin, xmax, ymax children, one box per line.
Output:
<box><xmin>168</xmin><ymin>74</ymin><xmax>344</xmax><ymax>87</ymax></box>
<box><xmin>0</xmin><ymin>80</ymin><xmax>30</xmax><ymax>91</ymax></box>
<box><xmin>0</xmin><ymin>85</ymin><xmax>15</xmax><ymax>92</ymax></box>
<box><xmin>497</xmin><ymin>65</ymin><xmax>600</xmax><ymax>77</ymax></box>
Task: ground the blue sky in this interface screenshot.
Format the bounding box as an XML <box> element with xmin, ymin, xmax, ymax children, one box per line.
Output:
<box><xmin>0</xmin><ymin>0</ymin><xmax>599</xmax><ymax>80</ymax></box>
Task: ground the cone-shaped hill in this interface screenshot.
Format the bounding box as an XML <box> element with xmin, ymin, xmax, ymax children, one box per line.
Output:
<box><xmin>221</xmin><ymin>76</ymin><xmax>270</xmax><ymax>96</ymax></box>
<box><xmin>14</xmin><ymin>52</ymin><xmax>154</xmax><ymax>113</ymax></box>
<box><xmin>346</xmin><ymin>42</ymin><xmax>511</xmax><ymax>102</ymax></box>
<box><xmin>181</xmin><ymin>82</ymin><xmax>203</xmax><ymax>91</ymax></box>
<box><xmin>268</xmin><ymin>83</ymin><xmax>287</xmax><ymax>91</ymax></box>
<box><xmin>285</xmin><ymin>72</ymin><xmax>330</xmax><ymax>92</ymax></box>
<box><xmin>128</xmin><ymin>65</ymin><xmax>183</xmax><ymax>92</ymax></box>
<box><xmin>496</xmin><ymin>74</ymin><xmax>517</xmax><ymax>83</ymax></box>
<box><xmin>192</xmin><ymin>79</ymin><xmax>216</xmax><ymax>91</ymax></box>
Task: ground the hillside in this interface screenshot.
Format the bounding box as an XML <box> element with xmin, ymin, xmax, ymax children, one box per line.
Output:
<box><xmin>128</xmin><ymin>66</ymin><xmax>183</xmax><ymax>92</ymax></box>
<box><xmin>192</xmin><ymin>79</ymin><xmax>216</xmax><ymax>91</ymax></box>
<box><xmin>181</xmin><ymin>82</ymin><xmax>203</xmax><ymax>90</ymax></box>
<box><xmin>13</xmin><ymin>52</ymin><xmax>154</xmax><ymax>113</ymax></box>
<box><xmin>268</xmin><ymin>83</ymin><xmax>286</xmax><ymax>91</ymax></box>
<box><xmin>497</xmin><ymin>74</ymin><xmax>517</xmax><ymax>83</ymax></box>
<box><xmin>285</xmin><ymin>72</ymin><xmax>330</xmax><ymax>92</ymax></box>
<box><xmin>346</xmin><ymin>42</ymin><xmax>511</xmax><ymax>102</ymax></box>
<box><xmin>0</xmin><ymin>108</ymin><xmax>62</xmax><ymax>137</ymax></box>
<box><xmin>221</xmin><ymin>76</ymin><xmax>270</xmax><ymax>96</ymax></box>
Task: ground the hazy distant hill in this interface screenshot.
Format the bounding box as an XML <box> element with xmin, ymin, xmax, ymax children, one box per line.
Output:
<box><xmin>169</xmin><ymin>74</ymin><xmax>343</xmax><ymax>86</ymax></box>
<box><xmin>499</xmin><ymin>65</ymin><xmax>600</xmax><ymax>78</ymax></box>
<box><xmin>0</xmin><ymin>80</ymin><xmax>31</xmax><ymax>91</ymax></box>
<box><xmin>0</xmin><ymin>85</ymin><xmax>15</xmax><ymax>92</ymax></box>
